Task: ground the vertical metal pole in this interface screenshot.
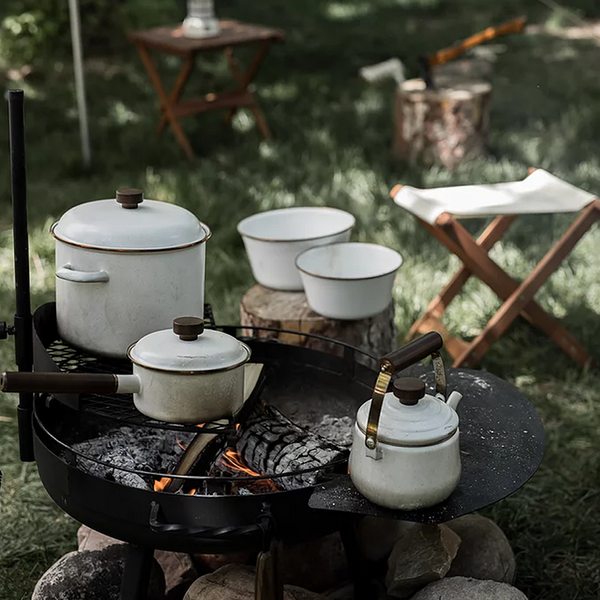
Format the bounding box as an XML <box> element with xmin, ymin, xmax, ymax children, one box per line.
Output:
<box><xmin>7</xmin><ymin>89</ymin><xmax>34</xmax><ymax>462</ymax></box>
<box><xmin>68</xmin><ymin>0</ymin><xmax>91</xmax><ymax>167</ymax></box>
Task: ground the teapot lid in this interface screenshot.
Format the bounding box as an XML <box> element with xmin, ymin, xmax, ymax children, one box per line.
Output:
<box><xmin>356</xmin><ymin>377</ymin><xmax>458</xmax><ymax>447</ymax></box>
<box><xmin>128</xmin><ymin>317</ymin><xmax>251</xmax><ymax>373</ymax></box>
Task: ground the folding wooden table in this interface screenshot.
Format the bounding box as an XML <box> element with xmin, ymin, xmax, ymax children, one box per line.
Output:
<box><xmin>128</xmin><ymin>21</ymin><xmax>284</xmax><ymax>162</ymax></box>
<box><xmin>390</xmin><ymin>169</ymin><xmax>600</xmax><ymax>368</ymax></box>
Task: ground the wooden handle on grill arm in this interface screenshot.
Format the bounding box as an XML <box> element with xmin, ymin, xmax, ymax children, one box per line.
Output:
<box><xmin>1</xmin><ymin>371</ymin><xmax>119</xmax><ymax>395</ymax></box>
<box><xmin>380</xmin><ymin>332</ymin><xmax>443</xmax><ymax>373</ymax></box>
<box><xmin>428</xmin><ymin>15</ymin><xmax>527</xmax><ymax>67</ymax></box>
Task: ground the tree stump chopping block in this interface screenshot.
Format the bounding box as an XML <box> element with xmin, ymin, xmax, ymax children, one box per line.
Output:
<box><xmin>393</xmin><ymin>77</ymin><xmax>492</xmax><ymax>169</ymax></box>
<box><xmin>240</xmin><ymin>285</ymin><xmax>397</xmax><ymax>361</ymax></box>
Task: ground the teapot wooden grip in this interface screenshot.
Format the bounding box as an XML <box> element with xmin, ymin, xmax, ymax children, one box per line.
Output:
<box><xmin>1</xmin><ymin>372</ymin><xmax>118</xmax><ymax>395</ymax></box>
<box><xmin>380</xmin><ymin>332</ymin><xmax>443</xmax><ymax>373</ymax></box>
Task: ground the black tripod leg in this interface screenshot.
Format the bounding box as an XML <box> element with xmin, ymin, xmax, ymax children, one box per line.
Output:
<box><xmin>340</xmin><ymin>517</ymin><xmax>374</xmax><ymax>600</ymax></box>
<box><xmin>120</xmin><ymin>545</ymin><xmax>154</xmax><ymax>600</ymax></box>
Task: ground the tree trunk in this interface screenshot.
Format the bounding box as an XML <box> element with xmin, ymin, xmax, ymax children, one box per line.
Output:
<box><xmin>240</xmin><ymin>285</ymin><xmax>397</xmax><ymax>362</ymax></box>
<box><xmin>393</xmin><ymin>77</ymin><xmax>491</xmax><ymax>169</ymax></box>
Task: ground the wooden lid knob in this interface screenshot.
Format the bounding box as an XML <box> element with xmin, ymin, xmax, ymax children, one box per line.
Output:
<box><xmin>173</xmin><ymin>317</ymin><xmax>204</xmax><ymax>341</ymax></box>
<box><xmin>393</xmin><ymin>378</ymin><xmax>425</xmax><ymax>405</ymax></box>
<box><xmin>116</xmin><ymin>188</ymin><xmax>144</xmax><ymax>209</ymax></box>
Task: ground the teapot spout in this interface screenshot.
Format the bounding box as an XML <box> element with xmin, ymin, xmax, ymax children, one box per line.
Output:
<box><xmin>446</xmin><ymin>390</ymin><xmax>463</xmax><ymax>411</ymax></box>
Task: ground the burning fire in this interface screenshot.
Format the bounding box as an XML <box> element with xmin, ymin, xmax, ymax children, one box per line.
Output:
<box><xmin>153</xmin><ymin>426</ymin><xmax>279</xmax><ymax>494</ymax></box>
<box><xmin>218</xmin><ymin>449</ymin><xmax>279</xmax><ymax>492</ymax></box>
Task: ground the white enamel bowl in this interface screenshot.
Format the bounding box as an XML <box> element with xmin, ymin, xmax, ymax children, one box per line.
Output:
<box><xmin>237</xmin><ymin>207</ymin><xmax>355</xmax><ymax>291</ymax></box>
<box><xmin>295</xmin><ymin>243</ymin><xmax>403</xmax><ymax>320</ymax></box>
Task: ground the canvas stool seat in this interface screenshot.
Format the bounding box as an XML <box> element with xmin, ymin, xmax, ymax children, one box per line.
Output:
<box><xmin>390</xmin><ymin>168</ymin><xmax>600</xmax><ymax>367</ymax></box>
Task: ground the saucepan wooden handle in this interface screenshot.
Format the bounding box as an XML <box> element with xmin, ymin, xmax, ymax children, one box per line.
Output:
<box><xmin>1</xmin><ymin>372</ymin><xmax>119</xmax><ymax>395</ymax></box>
<box><xmin>380</xmin><ymin>332</ymin><xmax>443</xmax><ymax>373</ymax></box>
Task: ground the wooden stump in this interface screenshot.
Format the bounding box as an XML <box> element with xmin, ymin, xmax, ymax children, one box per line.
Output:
<box><xmin>393</xmin><ymin>77</ymin><xmax>491</xmax><ymax>169</ymax></box>
<box><xmin>240</xmin><ymin>285</ymin><xmax>397</xmax><ymax>361</ymax></box>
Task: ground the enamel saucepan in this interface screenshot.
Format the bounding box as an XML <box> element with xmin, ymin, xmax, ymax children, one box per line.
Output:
<box><xmin>1</xmin><ymin>317</ymin><xmax>251</xmax><ymax>424</ymax></box>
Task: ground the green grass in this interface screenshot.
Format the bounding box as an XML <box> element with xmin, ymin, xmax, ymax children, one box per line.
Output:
<box><xmin>0</xmin><ymin>0</ymin><xmax>600</xmax><ymax>598</ymax></box>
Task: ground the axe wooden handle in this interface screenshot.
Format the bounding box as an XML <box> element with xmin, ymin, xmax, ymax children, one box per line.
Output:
<box><xmin>428</xmin><ymin>15</ymin><xmax>527</xmax><ymax>67</ymax></box>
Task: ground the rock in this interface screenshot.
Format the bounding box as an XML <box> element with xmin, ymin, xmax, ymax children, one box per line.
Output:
<box><xmin>77</xmin><ymin>526</ymin><xmax>196</xmax><ymax>598</ymax></box>
<box><xmin>155</xmin><ymin>551</ymin><xmax>198</xmax><ymax>599</ymax></box>
<box><xmin>323</xmin><ymin>582</ymin><xmax>354</xmax><ymax>599</ymax></box>
<box><xmin>32</xmin><ymin>546</ymin><xmax>165</xmax><ymax>600</ymax></box>
<box><xmin>446</xmin><ymin>514</ymin><xmax>516</xmax><ymax>584</ymax></box>
<box><xmin>279</xmin><ymin>533</ymin><xmax>348</xmax><ymax>592</ymax></box>
<box><xmin>385</xmin><ymin>524</ymin><xmax>461</xmax><ymax>598</ymax></box>
<box><xmin>195</xmin><ymin>550</ymin><xmax>256</xmax><ymax>572</ymax></box>
<box><xmin>356</xmin><ymin>517</ymin><xmax>415</xmax><ymax>562</ymax></box>
<box><xmin>77</xmin><ymin>525</ymin><xmax>122</xmax><ymax>552</ymax></box>
<box><xmin>184</xmin><ymin>564</ymin><xmax>325</xmax><ymax>599</ymax></box>
<box><xmin>411</xmin><ymin>576</ymin><xmax>528</xmax><ymax>599</ymax></box>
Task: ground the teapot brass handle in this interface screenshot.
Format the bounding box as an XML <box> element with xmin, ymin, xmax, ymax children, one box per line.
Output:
<box><xmin>365</xmin><ymin>332</ymin><xmax>445</xmax><ymax>455</ymax></box>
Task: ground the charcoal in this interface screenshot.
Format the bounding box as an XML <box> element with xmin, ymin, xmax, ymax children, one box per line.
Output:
<box><xmin>71</xmin><ymin>426</ymin><xmax>193</xmax><ymax>490</ymax></box>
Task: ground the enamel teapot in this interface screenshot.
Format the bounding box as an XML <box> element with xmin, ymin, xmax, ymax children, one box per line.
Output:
<box><xmin>349</xmin><ymin>332</ymin><xmax>463</xmax><ymax>510</ymax></box>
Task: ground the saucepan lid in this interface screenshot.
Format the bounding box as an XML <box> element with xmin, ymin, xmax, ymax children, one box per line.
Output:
<box><xmin>128</xmin><ymin>317</ymin><xmax>251</xmax><ymax>374</ymax></box>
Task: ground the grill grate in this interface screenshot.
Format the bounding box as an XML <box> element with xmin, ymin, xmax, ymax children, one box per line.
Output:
<box><xmin>45</xmin><ymin>305</ymin><xmax>237</xmax><ymax>435</ymax></box>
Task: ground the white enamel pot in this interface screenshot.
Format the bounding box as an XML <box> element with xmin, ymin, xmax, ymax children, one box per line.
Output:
<box><xmin>52</xmin><ymin>188</ymin><xmax>211</xmax><ymax>359</ymax></box>
<box><xmin>348</xmin><ymin>333</ymin><xmax>463</xmax><ymax>510</ymax></box>
<box><xmin>295</xmin><ymin>242</ymin><xmax>403</xmax><ymax>320</ymax></box>
<box><xmin>237</xmin><ymin>207</ymin><xmax>355</xmax><ymax>291</ymax></box>
<box><xmin>1</xmin><ymin>317</ymin><xmax>251</xmax><ymax>424</ymax></box>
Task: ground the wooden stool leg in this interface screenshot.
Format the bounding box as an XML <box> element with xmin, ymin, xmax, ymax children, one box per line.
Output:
<box><xmin>408</xmin><ymin>215</ymin><xmax>516</xmax><ymax>343</ymax></box>
<box><xmin>224</xmin><ymin>41</ymin><xmax>273</xmax><ymax>139</ymax></box>
<box><xmin>135</xmin><ymin>43</ymin><xmax>195</xmax><ymax>162</ymax></box>
<box><xmin>455</xmin><ymin>201</ymin><xmax>600</xmax><ymax>367</ymax></box>
<box><xmin>427</xmin><ymin>214</ymin><xmax>595</xmax><ymax>367</ymax></box>
<box><xmin>157</xmin><ymin>54</ymin><xmax>195</xmax><ymax>135</ymax></box>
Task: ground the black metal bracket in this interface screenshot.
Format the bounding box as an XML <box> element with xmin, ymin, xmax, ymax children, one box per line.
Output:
<box><xmin>0</xmin><ymin>322</ymin><xmax>15</xmax><ymax>340</ymax></box>
<box><xmin>148</xmin><ymin>500</ymin><xmax>266</xmax><ymax>542</ymax></box>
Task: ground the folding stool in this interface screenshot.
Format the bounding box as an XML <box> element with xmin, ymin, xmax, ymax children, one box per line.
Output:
<box><xmin>390</xmin><ymin>168</ymin><xmax>600</xmax><ymax>368</ymax></box>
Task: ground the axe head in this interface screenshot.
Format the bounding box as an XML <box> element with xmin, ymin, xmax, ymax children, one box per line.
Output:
<box><xmin>418</xmin><ymin>55</ymin><xmax>435</xmax><ymax>89</ymax></box>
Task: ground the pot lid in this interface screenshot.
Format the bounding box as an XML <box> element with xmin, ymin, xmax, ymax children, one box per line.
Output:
<box><xmin>51</xmin><ymin>188</ymin><xmax>210</xmax><ymax>251</ymax></box>
<box><xmin>128</xmin><ymin>317</ymin><xmax>251</xmax><ymax>373</ymax></box>
<box><xmin>357</xmin><ymin>378</ymin><xmax>458</xmax><ymax>447</ymax></box>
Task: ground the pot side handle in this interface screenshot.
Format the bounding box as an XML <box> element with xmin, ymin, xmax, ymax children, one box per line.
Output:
<box><xmin>56</xmin><ymin>264</ymin><xmax>109</xmax><ymax>283</ymax></box>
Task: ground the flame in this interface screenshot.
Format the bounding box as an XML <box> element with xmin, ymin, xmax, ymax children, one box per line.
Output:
<box><xmin>221</xmin><ymin>449</ymin><xmax>261</xmax><ymax>476</ymax></box>
<box><xmin>154</xmin><ymin>477</ymin><xmax>171</xmax><ymax>492</ymax></box>
<box><xmin>219</xmin><ymin>449</ymin><xmax>279</xmax><ymax>492</ymax></box>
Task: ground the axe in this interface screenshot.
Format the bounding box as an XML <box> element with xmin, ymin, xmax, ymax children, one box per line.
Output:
<box><xmin>419</xmin><ymin>15</ymin><xmax>527</xmax><ymax>89</ymax></box>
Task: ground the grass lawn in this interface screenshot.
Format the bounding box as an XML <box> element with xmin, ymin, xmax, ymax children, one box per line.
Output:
<box><xmin>1</xmin><ymin>0</ymin><xmax>600</xmax><ymax>598</ymax></box>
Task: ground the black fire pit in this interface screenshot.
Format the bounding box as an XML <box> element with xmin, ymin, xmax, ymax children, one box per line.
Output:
<box><xmin>3</xmin><ymin>91</ymin><xmax>545</xmax><ymax>600</ymax></box>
